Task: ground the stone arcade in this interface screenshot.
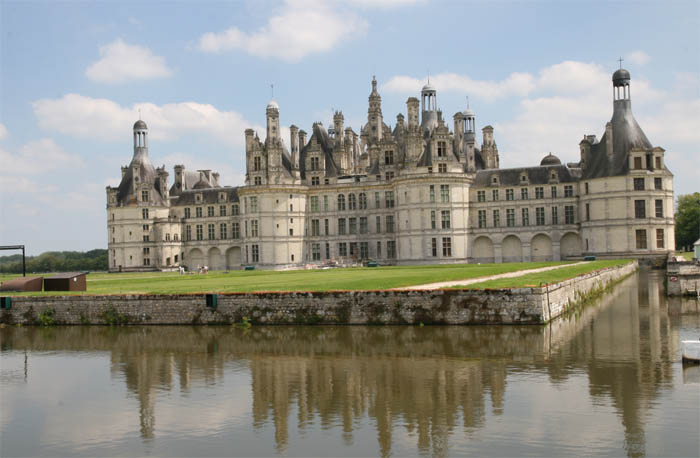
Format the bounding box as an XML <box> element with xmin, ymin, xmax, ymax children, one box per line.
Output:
<box><xmin>106</xmin><ymin>69</ymin><xmax>674</xmax><ymax>271</ymax></box>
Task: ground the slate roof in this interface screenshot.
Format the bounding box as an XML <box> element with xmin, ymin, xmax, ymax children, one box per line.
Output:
<box><xmin>582</xmin><ymin>99</ymin><xmax>653</xmax><ymax>179</ymax></box>
<box><xmin>116</xmin><ymin>150</ymin><xmax>167</xmax><ymax>206</ymax></box>
<box><xmin>298</xmin><ymin>123</ymin><xmax>340</xmax><ymax>179</ymax></box>
<box><xmin>474</xmin><ymin>164</ymin><xmax>581</xmax><ymax>187</ymax></box>
<box><xmin>172</xmin><ymin>187</ymin><xmax>239</xmax><ymax>206</ymax></box>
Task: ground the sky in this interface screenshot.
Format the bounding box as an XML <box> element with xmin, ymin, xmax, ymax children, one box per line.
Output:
<box><xmin>0</xmin><ymin>0</ymin><xmax>698</xmax><ymax>255</ymax></box>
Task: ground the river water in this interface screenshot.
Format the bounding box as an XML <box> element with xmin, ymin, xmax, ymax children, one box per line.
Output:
<box><xmin>1</xmin><ymin>270</ymin><xmax>699</xmax><ymax>457</ymax></box>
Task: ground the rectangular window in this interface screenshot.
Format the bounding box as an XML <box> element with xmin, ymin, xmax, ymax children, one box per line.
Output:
<box><xmin>634</xmin><ymin>200</ymin><xmax>646</xmax><ymax>219</ymax></box>
<box><xmin>521</xmin><ymin>188</ymin><xmax>529</xmax><ymax>200</ymax></box>
<box><xmin>535</xmin><ymin>187</ymin><xmax>544</xmax><ymax>199</ymax></box>
<box><xmin>655</xmin><ymin>199</ymin><xmax>663</xmax><ymax>218</ymax></box>
<box><xmin>477</xmin><ymin>190</ymin><xmax>486</xmax><ymax>202</ymax></box>
<box><xmin>324</xmin><ymin>219</ymin><xmax>329</xmax><ymax>236</ymax></box>
<box><xmin>338</xmin><ymin>218</ymin><xmax>346</xmax><ymax>235</ymax></box>
<box><xmin>633</xmin><ymin>178</ymin><xmax>645</xmax><ymax>191</ymax></box>
<box><xmin>349</xmin><ymin>217</ymin><xmax>357</xmax><ymax>234</ymax></box>
<box><xmin>143</xmin><ymin>258</ymin><xmax>150</xmax><ymax>266</ymax></box>
<box><xmin>376</xmin><ymin>241</ymin><xmax>382</xmax><ymax>257</ymax></box>
<box><xmin>337</xmin><ymin>194</ymin><xmax>346</xmax><ymax>211</ymax></box>
<box><xmin>325</xmin><ymin>243</ymin><xmax>330</xmax><ymax>259</ymax></box>
<box><xmin>438</xmin><ymin>163</ymin><xmax>447</xmax><ymax>173</ymax></box>
<box><xmin>385</xmin><ymin>150</ymin><xmax>394</xmax><ymax>165</ymax></box>
<box><xmin>359</xmin><ymin>193</ymin><xmax>367</xmax><ymax>209</ymax></box>
<box><xmin>492</xmin><ymin>189</ymin><xmax>499</xmax><ymax>201</ymax></box>
<box><xmin>184</xmin><ymin>208</ymin><xmax>191</xmax><ymax>218</ymax></box>
<box><xmin>585</xmin><ymin>203</ymin><xmax>590</xmax><ymax>221</ymax></box>
<box><xmin>338</xmin><ymin>242</ymin><xmax>347</xmax><ymax>257</ymax></box>
<box><xmin>551</xmin><ymin>186</ymin><xmax>557</xmax><ymax>198</ymax></box>
<box><xmin>522</xmin><ymin>208</ymin><xmax>529</xmax><ymax>226</ymax></box>
<box><xmin>437</xmin><ymin>141</ymin><xmax>446</xmax><ymax>157</ymax></box>
<box><xmin>506</xmin><ymin>209</ymin><xmax>515</xmax><ymax>227</ymax></box>
<box><xmin>385</xmin><ymin>191</ymin><xmax>395</xmax><ymax>208</ymax></box>
<box><xmin>564</xmin><ymin>185</ymin><xmax>573</xmax><ymax>197</ymax></box>
<box><xmin>431</xmin><ymin>238</ymin><xmax>438</xmax><ymax>256</ymax></box>
<box><xmin>323</xmin><ymin>195</ymin><xmax>329</xmax><ymax>212</ymax></box>
<box><xmin>143</xmin><ymin>247</ymin><xmax>150</xmax><ymax>255</ymax></box>
<box><xmin>349</xmin><ymin>242</ymin><xmax>357</xmax><ymax>257</ymax></box>
<box><xmin>431</xmin><ymin>210</ymin><xmax>436</xmax><ymax>229</ymax></box>
<box><xmin>348</xmin><ymin>194</ymin><xmax>357</xmax><ymax>210</ymax></box>
<box><xmin>250</xmin><ymin>197</ymin><xmax>259</xmax><ymax>212</ymax></box>
<box><xmin>634</xmin><ymin>156</ymin><xmax>642</xmax><ymax>170</ymax></box>
<box><xmin>219</xmin><ymin>205</ymin><xmax>226</xmax><ymax>217</ymax></box>
<box><xmin>141</xmin><ymin>190</ymin><xmax>149</xmax><ymax>201</ymax></box>
<box><xmin>311</xmin><ymin>243</ymin><xmax>321</xmax><ymax>261</ymax></box>
<box><xmin>386</xmin><ymin>171</ymin><xmax>395</xmax><ymax>180</ymax></box>
<box><xmin>552</xmin><ymin>207</ymin><xmax>558</xmax><ymax>225</ymax></box>
<box><xmin>386</xmin><ymin>215</ymin><xmax>395</xmax><ymax>233</ymax></box>
<box><xmin>232</xmin><ymin>204</ymin><xmax>239</xmax><ymax>216</ymax></box>
<box><xmin>196</xmin><ymin>224</ymin><xmax>203</xmax><ymax>241</ymax></box>
<box><xmin>564</xmin><ymin>206</ymin><xmax>575</xmax><ymax>224</ymax></box>
<box><xmin>536</xmin><ymin>207</ymin><xmax>545</xmax><ymax>225</ymax></box>
<box><xmin>441</xmin><ymin>210</ymin><xmax>450</xmax><ymax>229</ymax></box>
<box><xmin>429</xmin><ymin>185</ymin><xmax>435</xmax><ymax>202</ymax></box>
<box><xmin>635</xmin><ymin>229</ymin><xmax>647</xmax><ymax>249</ymax></box>
<box><xmin>251</xmin><ymin>220</ymin><xmax>259</xmax><ymax>237</ymax></box>
<box><xmin>251</xmin><ymin>245</ymin><xmax>259</xmax><ymax>263</ymax></box>
<box><xmin>654</xmin><ymin>177</ymin><xmax>662</xmax><ymax>190</ymax></box>
<box><xmin>656</xmin><ymin>229</ymin><xmax>664</xmax><ymax>248</ymax></box>
<box><xmin>208</xmin><ymin>223</ymin><xmax>215</xmax><ymax>239</ymax></box>
<box><xmin>506</xmin><ymin>189</ymin><xmax>514</xmax><ymax>201</ymax></box>
<box><xmin>655</xmin><ymin>156</ymin><xmax>662</xmax><ymax>169</ymax></box>
<box><xmin>442</xmin><ymin>237</ymin><xmax>452</xmax><ymax>257</ymax></box>
<box><xmin>440</xmin><ymin>185</ymin><xmax>450</xmax><ymax>203</ymax></box>
<box><xmin>186</xmin><ymin>225</ymin><xmax>192</xmax><ymax>241</ymax></box>
<box><xmin>376</xmin><ymin>216</ymin><xmax>381</xmax><ymax>233</ymax></box>
<box><xmin>478</xmin><ymin>210</ymin><xmax>487</xmax><ymax>228</ymax></box>
<box><xmin>142</xmin><ymin>235</ymin><xmax>149</xmax><ymax>242</ymax></box>
<box><xmin>493</xmin><ymin>210</ymin><xmax>500</xmax><ymax>227</ymax></box>
<box><xmin>359</xmin><ymin>242</ymin><xmax>369</xmax><ymax>259</ymax></box>
<box><xmin>375</xmin><ymin>192</ymin><xmax>381</xmax><ymax>209</ymax></box>
<box><xmin>310</xmin><ymin>156</ymin><xmax>320</xmax><ymax>171</ymax></box>
<box><xmin>584</xmin><ymin>182</ymin><xmax>589</xmax><ymax>195</ymax></box>
<box><xmin>143</xmin><ymin>224</ymin><xmax>149</xmax><ymax>231</ymax></box>
<box><xmin>196</xmin><ymin>207</ymin><xmax>202</xmax><ymax>218</ymax></box>
<box><xmin>387</xmin><ymin>241</ymin><xmax>396</xmax><ymax>258</ymax></box>
<box><xmin>220</xmin><ymin>223</ymin><xmax>227</xmax><ymax>239</ymax></box>
<box><xmin>311</xmin><ymin>219</ymin><xmax>320</xmax><ymax>236</ymax></box>
<box><xmin>207</xmin><ymin>206</ymin><xmax>214</xmax><ymax>217</ymax></box>
<box><xmin>360</xmin><ymin>217</ymin><xmax>368</xmax><ymax>234</ymax></box>
<box><xmin>232</xmin><ymin>222</ymin><xmax>240</xmax><ymax>239</ymax></box>
<box><xmin>310</xmin><ymin>196</ymin><xmax>319</xmax><ymax>212</ymax></box>
<box><xmin>142</xmin><ymin>208</ymin><xmax>149</xmax><ymax>219</ymax></box>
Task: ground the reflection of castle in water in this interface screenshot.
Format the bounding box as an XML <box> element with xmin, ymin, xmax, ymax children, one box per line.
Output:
<box><xmin>1</xmin><ymin>271</ymin><xmax>694</xmax><ymax>457</ymax></box>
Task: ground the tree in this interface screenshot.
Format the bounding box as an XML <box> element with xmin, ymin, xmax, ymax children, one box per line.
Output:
<box><xmin>675</xmin><ymin>192</ymin><xmax>700</xmax><ymax>251</ymax></box>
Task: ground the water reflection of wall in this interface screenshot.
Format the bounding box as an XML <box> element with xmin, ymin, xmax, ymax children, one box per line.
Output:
<box><xmin>0</xmin><ymin>273</ymin><xmax>694</xmax><ymax>457</ymax></box>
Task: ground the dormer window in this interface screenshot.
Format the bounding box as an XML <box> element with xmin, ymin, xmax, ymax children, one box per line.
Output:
<box><xmin>219</xmin><ymin>192</ymin><xmax>226</xmax><ymax>203</ymax></box>
<box><xmin>195</xmin><ymin>194</ymin><xmax>202</xmax><ymax>203</ymax></box>
<box><xmin>437</xmin><ymin>141</ymin><xmax>447</xmax><ymax>158</ymax></box>
<box><xmin>521</xmin><ymin>174</ymin><xmax>527</xmax><ymax>183</ymax></box>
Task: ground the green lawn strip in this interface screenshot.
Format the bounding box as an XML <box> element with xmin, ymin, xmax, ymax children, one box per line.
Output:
<box><xmin>1</xmin><ymin>261</ymin><xmax>574</xmax><ymax>296</ymax></box>
<box><xmin>675</xmin><ymin>251</ymin><xmax>694</xmax><ymax>261</ymax></box>
<box><xmin>459</xmin><ymin>259</ymin><xmax>633</xmax><ymax>290</ymax></box>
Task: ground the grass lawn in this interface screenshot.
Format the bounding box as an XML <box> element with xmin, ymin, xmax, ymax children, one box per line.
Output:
<box><xmin>0</xmin><ymin>261</ymin><xmax>574</xmax><ymax>296</ymax></box>
<box><xmin>675</xmin><ymin>251</ymin><xmax>694</xmax><ymax>261</ymax></box>
<box><xmin>461</xmin><ymin>259</ymin><xmax>633</xmax><ymax>289</ymax></box>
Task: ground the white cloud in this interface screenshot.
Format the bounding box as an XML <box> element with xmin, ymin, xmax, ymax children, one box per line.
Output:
<box><xmin>626</xmin><ymin>50</ymin><xmax>651</xmax><ymax>66</ymax></box>
<box><xmin>382</xmin><ymin>72</ymin><xmax>536</xmax><ymax>100</ymax></box>
<box><xmin>85</xmin><ymin>38</ymin><xmax>173</xmax><ymax>84</ymax></box>
<box><xmin>33</xmin><ymin>93</ymin><xmax>262</xmax><ymax>147</ymax></box>
<box><xmin>0</xmin><ymin>138</ymin><xmax>83</xmax><ymax>175</ymax></box>
<box><xmin>0</xmin><ymin>123</ymin><xmax>8</xmax><ymax>140</ymax></box>
<box><xmin>346</xmin><ymin>0</ymin><xmax>425</xmax><ymax>7</ymax></box>
<box><xmin>197</xmin><ymin>0</ymin><xmax>368</xmax><ymax>61</ymax></box>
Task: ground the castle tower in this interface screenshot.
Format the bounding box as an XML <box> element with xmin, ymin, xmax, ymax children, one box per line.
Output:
<box><xmin>420</xmin><ymin>81</ymin><xmax>437</xmax><ymax>132</ymax></box>
<box><xmin>266</xmin><ymin>99</ymin><xmax>280</xmax><ymax>143</ymax></box>
<box><xmin>464</xmin><ymin>107</ymin><xmax>476</xmax><ymax>171</ymax></box>
<box><xmin>333</xmin><ymin>111</ymin><xmax>345</xmax><ymax>145</ymax></box>
<box><xmin>481</xmin><ymin>125</ymin><xmax>499</xmax><ymax>169</ymax></box>
<box><xmin>406</xmin><ymin>97</ymin><xmax>419</xmax><ymax>130</ymax></box>
<box><xmin>367</xmin><ymin>76</ymin><xmax>383</xmax><ymax>142</ymax></box>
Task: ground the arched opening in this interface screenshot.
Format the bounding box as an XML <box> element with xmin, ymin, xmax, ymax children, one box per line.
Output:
<box><xmin>531</xmin><ymin>233</ymin><xmax>553</xmax><ymax>262</ymax></box>
<box><xmin>560</xmin><ymin>232</ymin><xmax>583</xmax><ymax>259</ymax></box>
<box><xmin>208</xmin><ymin>247</ymin><xmax>223</xmax><ymax>271</ymax></box>
<box><xmin>502</xmin><ymin>235</ymin><xmax>523</xmax><ymax>263</ymax></box>
<box><xmin>226</xmin><ymin>246</ymin><xmax>242</xmax><ymax>270</ymax></box>
<box><xmin>187</xmin><ymin>248</ymin><xmax>204</xmax><ymax>270</ymax></box>
<box><xmin>473</xmin><ymin>236</ymin><xmax>494</xmax><ymax>264</ymax></box>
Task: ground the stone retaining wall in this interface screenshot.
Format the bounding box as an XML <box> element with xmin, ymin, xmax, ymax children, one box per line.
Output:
<box><xmin>666</xmin><ymin>260</ymin><xmax>700</xmax><ymax>296</ymax></box>
<box><xmin>0</xmin><ymin>262</ymin><xmax>637</xmax><ymax>326</ymax></box>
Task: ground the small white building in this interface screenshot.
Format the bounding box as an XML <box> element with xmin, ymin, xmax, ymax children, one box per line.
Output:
<box><xmin>106</xmin><ymin>69</ymin><xmax>675</xmax><ymax>272</ymax></box>
<box><xmin>694</xmin><ymin>239</ymin><xmax>700</xmax><ymax>260</ymax></box>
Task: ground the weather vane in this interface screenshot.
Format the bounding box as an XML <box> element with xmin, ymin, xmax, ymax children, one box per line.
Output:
<box><xmin>270</xmin><ymin>83</ymin><xmax>274</xmax><ymax>99</ymax></box>
<box><xmin>618</xmin><ymin>57</ymin><xmax>624</xmax><ymax>68</ymax></box>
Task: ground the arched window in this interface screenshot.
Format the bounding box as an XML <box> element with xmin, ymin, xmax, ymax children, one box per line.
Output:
<box><xmin>337</xmin><ymin>194</ymin><xmax>346</xmax><ymax>211</ymax></box>
<box><xmin>358</xmin><ymin>192</ymin><xmax>367</xmax><ymax>210</ymax></box>
<box><xmin>348</xmin><ymin>193</ymin><xmax>357</xmax><ymax>210</ymax></box>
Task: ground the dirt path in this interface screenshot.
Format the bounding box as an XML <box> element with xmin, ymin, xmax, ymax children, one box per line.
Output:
<box><xmin>396</xmin><ymin>261</ymin><xmax>587</xmax><ymax>290</ymax></box>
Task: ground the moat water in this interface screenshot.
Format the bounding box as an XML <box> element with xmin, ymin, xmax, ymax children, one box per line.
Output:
<box><xmin>1</xmin><ymin>270</ymin><xmax>699</xmax><ymax>457</ymax></box>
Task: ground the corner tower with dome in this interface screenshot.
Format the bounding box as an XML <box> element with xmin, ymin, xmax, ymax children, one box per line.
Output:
<box><xmin>106</xmin><ymin>68</ymin><xmax>674</xmax><ymax>272</ymax></box>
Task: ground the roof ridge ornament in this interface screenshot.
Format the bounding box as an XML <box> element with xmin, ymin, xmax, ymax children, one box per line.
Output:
<box><xmin>618</xmin><ymin>56</ymin><xmax>624</xmax><ymax>69</ymax></box>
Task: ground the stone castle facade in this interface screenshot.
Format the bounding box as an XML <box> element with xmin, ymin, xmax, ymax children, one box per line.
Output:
<box><xmin>106</xmin><ymin>68</ymin><xmax>674</xmax><ymax>271</ymax></box>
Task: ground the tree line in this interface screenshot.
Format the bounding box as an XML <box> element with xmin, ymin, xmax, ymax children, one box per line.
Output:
<box><xmin>675</xmin><ymin>193</ymin><xmax>700</xmax><ymax>252</ymax></box>
<box><xmin>0</xmin><ymin>249</ymin><xmax>108</xmax><ymax>274</ymax></box>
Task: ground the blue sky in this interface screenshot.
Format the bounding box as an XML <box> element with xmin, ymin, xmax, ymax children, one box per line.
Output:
<box><xmin>1</xmin><ymin>0</ymin><xmax>698</xmax><ymax>255</ymax></box>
